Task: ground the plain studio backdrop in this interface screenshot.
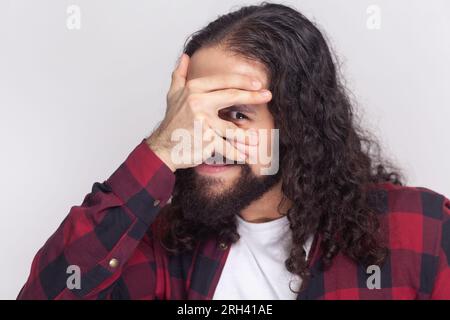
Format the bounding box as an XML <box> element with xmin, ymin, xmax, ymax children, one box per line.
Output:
<box><xmin>0</xmin><ymin>0</ymin><xmax>449</xmax><ymax>299</ymax></box>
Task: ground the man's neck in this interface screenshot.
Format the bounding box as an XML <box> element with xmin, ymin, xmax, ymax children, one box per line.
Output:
<box><xmin>239</xmin><ymin>181</ymin><xmax>291</xmax><ymax>223</ymax></box>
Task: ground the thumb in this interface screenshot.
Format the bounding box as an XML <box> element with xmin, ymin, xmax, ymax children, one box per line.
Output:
<box><xmin>171</xmin><ymin>53</ymin><xmax>190</xmax><ymax>91</ymax></box>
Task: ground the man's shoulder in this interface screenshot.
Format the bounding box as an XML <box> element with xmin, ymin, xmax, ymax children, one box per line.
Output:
<box><xmin>368</xmin><ymin>182</ymin><xmax>449</xmax><ymax>221</ymax></box>
<box><xmin>368</xmin><ymin>182</ymin><xmax>450</xmax><ymax>257</ymax></box>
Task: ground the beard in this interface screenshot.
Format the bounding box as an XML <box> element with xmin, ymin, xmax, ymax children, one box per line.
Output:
<box><xmin>170</xmin><ymin>163</ymin><xmax>282</xmax><ymax>241</ymax></box>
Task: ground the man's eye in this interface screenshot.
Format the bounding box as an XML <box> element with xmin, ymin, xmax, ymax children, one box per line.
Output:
<box><xmin>229</xmin><ymin>111</ymin><xmax>248</xmax><ymax>120</ymax></box>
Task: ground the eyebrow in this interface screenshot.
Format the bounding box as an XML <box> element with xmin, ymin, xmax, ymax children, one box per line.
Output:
<box><xmin>224</xmin><ymin>104</ymin><xmax>258</xmax><ymax>114</ymax></box>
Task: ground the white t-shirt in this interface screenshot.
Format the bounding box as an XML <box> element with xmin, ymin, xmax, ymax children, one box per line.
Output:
<box><xmin>213</xmin><ymin>214</ymin><xmax>314</xmax><ymax>300</ymax></box>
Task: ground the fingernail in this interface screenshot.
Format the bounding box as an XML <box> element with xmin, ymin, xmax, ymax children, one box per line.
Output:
<box><xmin>260</xmin><ymin>90</ymin><xmax>271</xmax><ymax>97</ymax></box>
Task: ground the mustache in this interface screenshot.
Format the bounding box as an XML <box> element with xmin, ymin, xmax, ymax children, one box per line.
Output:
<box><xmin>204</xmin><ymin>152</ymin><xmax>244</xmax><ymax>165</ymax></box>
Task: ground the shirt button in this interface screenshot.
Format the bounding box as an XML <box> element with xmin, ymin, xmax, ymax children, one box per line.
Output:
<box><xmin>153</xmin><ymin>199</ymin><xmax>160</xmax><ymax>207</ymax></box>
<box><xmin>109</xmin><ymin>258</ymin><xmax>119</xmax><ymax>268</ymax></box>
<box><xmin>218</xmin><ymin>242</ymin><xmax>228</xmax><ymax>250</ymax></box>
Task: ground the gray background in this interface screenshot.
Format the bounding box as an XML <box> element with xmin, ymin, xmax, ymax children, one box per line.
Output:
<box><xmin>0</xmin><ymin>0</ymin><xmax>449</xmax><ymax>299</ymax></box>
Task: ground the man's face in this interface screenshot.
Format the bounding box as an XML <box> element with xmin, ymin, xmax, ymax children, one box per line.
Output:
<box><xmin>172</xmin><ymin>46</ymin><xmax>280</xmax><ymax>228</ymax></box>
<box><xmin>185</xmin><ymin>45</ymin><xmax>276</xmax><ymax>195</ymax></box>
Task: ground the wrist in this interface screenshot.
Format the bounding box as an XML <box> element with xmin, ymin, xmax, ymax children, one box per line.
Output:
<box><xmin>145</xmin><ymin>137</ymin><xmax>176</xmax><ymax>172</ymax></box>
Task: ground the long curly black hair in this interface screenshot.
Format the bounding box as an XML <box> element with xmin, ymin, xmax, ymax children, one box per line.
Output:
<box><xmin>158</xmin><ymin>2</ymin><xmax>404</xmax><ymax>290</ymax></box>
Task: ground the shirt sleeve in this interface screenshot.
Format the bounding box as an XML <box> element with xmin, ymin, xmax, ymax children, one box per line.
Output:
<box><xmin>430</xmin><ymin>196</ymin><xmax>450</xmax><ymax>299</ymax></box>
<box><xmin>17</xmin><ymin>139</ymin><xmax>175</xmax><ymax>300</ymax></box>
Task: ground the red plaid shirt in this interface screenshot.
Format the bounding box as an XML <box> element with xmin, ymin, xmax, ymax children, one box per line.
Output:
<box><xmin>17</xmin><ymin>140</ymin><xmax>450</xmax><ymax>300</ymax></box>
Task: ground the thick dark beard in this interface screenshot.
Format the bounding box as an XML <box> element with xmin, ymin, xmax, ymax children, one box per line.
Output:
<box><xmin>170</xmin><ymin>164</ymin><xmax>282</xmax><ymax>241</ymax></box>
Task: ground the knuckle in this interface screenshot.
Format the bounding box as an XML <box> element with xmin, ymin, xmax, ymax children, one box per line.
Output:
<box><xmin>194</xmin><ymin>112</ymin><xmax>207</xmax><ymax>124</ymax></box>
<box><xmin>235</xmin><ymin>74</ymin><xmax>251</xmax><ymax>87</ymax></box>
<box><xmin>230</xmin><ymin>89</ymin><xmax>243</xmax><ymax>103</ymax></box>
<box><xmin>228</xmin><ymin>88</ymin><xmax>240</xmax><ymax>98</ymax></box>
<box><xmin>194</xmin><ymin>113</ymin><xmax>206</xmax><ymax>121</ymax></box>
<box><xmin>186</xmin><ymin>94</ymin><xmax>201</xmax><ymax>109</ymax></box>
